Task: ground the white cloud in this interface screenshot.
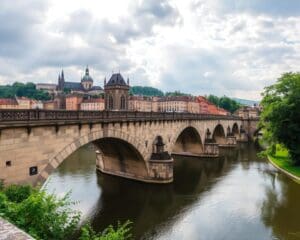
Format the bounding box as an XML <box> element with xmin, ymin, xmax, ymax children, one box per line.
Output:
<box><xmin>0</xmin><ymin>0</ymin><xmax>300</xmax><ymax>100</ymax></box>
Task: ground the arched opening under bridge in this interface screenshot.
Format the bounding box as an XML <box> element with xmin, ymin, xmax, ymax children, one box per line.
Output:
<box><xmin>172</xmin><ymin>127</ymin><xmax>203</xmax><ymax>156</ymax></box>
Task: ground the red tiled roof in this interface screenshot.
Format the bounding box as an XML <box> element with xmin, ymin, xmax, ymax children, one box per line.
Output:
<box><xmin>0</xmin><ymin>98</ymin><xmax>18</xmax><ymax>105</ymax></box>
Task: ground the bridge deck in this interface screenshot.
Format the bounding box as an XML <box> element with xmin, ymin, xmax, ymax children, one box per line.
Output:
<box><xmin>0</xmin><ymin>110</ymin><xmax>241</xmax><ymax>128</ymax></box>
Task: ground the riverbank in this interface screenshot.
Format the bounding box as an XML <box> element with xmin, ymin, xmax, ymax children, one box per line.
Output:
<box><xmin>267</xmin><ymin>147</ymin><xmax>300</xmax><ymax>183</ymax></box>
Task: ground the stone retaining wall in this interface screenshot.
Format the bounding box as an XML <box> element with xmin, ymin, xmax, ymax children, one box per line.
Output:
<box><xmin>0</xmin><ymin>217</ymin><xmax>34</xmax><ymax>240</ymax></box>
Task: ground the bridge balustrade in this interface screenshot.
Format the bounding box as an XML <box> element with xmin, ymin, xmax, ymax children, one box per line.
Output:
<box><xmin>0</xmin><ymin>109</ymin><xmax>241</xmax><ymax>124</ymax></box>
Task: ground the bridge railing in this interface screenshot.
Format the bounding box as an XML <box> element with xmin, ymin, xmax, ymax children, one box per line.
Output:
<box><xmin>0</xmin><ymin>109</ymin><xmax>241</xmax><ymax>123</ymax></box>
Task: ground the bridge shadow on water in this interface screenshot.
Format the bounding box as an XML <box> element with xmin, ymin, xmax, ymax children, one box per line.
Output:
<box><xmin>45</xmin><ymin>143</ymin><xmax>300</xmax><ymax>240</ymax></box>
<box><xmin>70</xmin><ymin>144</ymin><xmax>256</xmax><ymax>239</ymax></box>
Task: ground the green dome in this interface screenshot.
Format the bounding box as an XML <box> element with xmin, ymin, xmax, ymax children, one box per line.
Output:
<box><xmin>81</xmin><ymin>67</ymin><xmax>93</xmax><ymax>82</ymax></box>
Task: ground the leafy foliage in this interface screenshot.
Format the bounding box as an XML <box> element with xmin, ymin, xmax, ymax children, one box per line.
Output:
<box><xmin>80</xmin><ymin>221</ymin><xmax>132</xmax><ymax>240</ymax></box>
<box><xmin>0</xmin><ymin>185</ymin><xmax>80</xmax><ymax>240</ymax></box>
<box><xmin>268</xmin><ymin>145</ymin><xmax>300</xmax><ymax>177</ymax></box>
<box><xmin>260</xmin><ymin>72</ymin><xmax>300</xmax><ymax>165</ymax></box>
<box><xmin>130</xmin><ymin>86</ymin><xmax>164</xmax><ymax>96</ymax></box>
<box><xmin>165</xmin><ymin>91</ymin><xmax>191</xmax><ymax>97</ymax></box>
<box><xmin>4</xmin><ymin>185</ymin><xmax>32</xmax><ymax>203</ymax></box>
<box><xmin>207</xmin><ymin>95</ymin><xmax>241</xmax><ymax>113</ymax></box>
<box><xmin>0</xmin><ymin>183</ymin><xmax>133</xmax><ymax>240</ymax></box>
<box><xmin>0</xmin><ymin>82</ymin><xmax>51</xmax><ymax>100</ymax></box>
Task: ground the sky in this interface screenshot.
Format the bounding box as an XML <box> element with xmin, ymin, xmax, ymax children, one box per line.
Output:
<box><xmin>1</xmin><ymin>0</ymin><xmax>300</xmax><ymax>100</ymax></box>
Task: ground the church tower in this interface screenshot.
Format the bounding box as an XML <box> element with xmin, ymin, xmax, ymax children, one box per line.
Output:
<box><xmin>58</xmin><ymin>70</ymin><xmax>65</xmax><ymax>91</ymax></box>
<box><xmin>104</xmin><ymin>73</ymin><xmax>129</xmax><ymax>111</ymax></box>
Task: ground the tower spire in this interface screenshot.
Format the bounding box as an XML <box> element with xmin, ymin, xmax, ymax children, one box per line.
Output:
<box><xmin>61</xmin><ymin>69</ymin><xmax>64</xmax><ymax>81</ymax></box>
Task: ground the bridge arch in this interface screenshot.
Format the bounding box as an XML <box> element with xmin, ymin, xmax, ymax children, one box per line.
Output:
<box><xmin>37</xmin><ymin>128</ymin><xmax>148</xmax><ymax>184</ymax></box>
<box><xmin>232</xmin><ymin>123</ymin><xmax>239</xmax><ymax>138</ymax></box>
<box><xmin>172</xmin><ymin>126</ymin><xmax>203</xmax><ymax>155</ymax></box>
<box><xmin>212</xmin><ymin>124</ymin><xmax>226</xmax><ymax>144</ymax></box>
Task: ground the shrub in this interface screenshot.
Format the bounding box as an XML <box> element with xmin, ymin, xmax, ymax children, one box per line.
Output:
<box><xmin>4</xmin><ymin>185</ymin><xmax>32</xmax><ymax>203</ymax></box>
<box><xmin>80</xmin><ymin>221</ymin><xmax>132</xmax><ymax>240</ymax></box>
<box><xmin>0</xmin><ymin>185</ymin><xmax>80</xmax><ymax>240</ymax></box>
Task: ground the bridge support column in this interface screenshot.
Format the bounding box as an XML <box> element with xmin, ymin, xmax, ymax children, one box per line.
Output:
<box><xmin>96</xmin><ymin>150</ymin><xmax>173</xmax><ymax>184</ymax></box>
<box><xmin>238</xmin><ymin>132</ymin><xmax>248</xmax><ymax>142</ymax></box>
<box><xmin>225</xmin><ymin>136</ymin><xmax>237</xmax><ymax>147</ymax></box>
<box><xmin>203</xmin><ymin>143</ymin><xmax>219</xmax><ymax>157</ymax></box>
<box><xmin>148</xmin><ymin>159</ymin><xmax>173</xmax><ymax>183</ymax></box>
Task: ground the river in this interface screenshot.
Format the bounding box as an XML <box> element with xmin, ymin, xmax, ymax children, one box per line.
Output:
<box><xmin>44</xmin><ymin>143</ymin><xmax>300</xmax><ymax>240</ymax></box>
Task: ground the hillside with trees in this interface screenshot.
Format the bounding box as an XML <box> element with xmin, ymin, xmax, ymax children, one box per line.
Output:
<box><xmin>207</xmin><ymin>95</ymin><xmax>242</xmax><ymax>113</ymax></box>
<box><xmin>165</xmin><ymin>91</ymin><xmax>191</xmax><ymax>97</ymax></box>
<box><xmin>130</xmin><ymin>86</ymin><xmax>164</xmax><ymax>96</ymax></box>
<box><xmin>0</xmin><ymin>82</ymin><xmax>51</xmax><ymax>100</ymax></box>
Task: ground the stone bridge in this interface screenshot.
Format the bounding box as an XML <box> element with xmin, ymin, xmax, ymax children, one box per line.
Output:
<box><xmin>0</xmin><ymin>110</ymin><xmax>257</xmax><ymax>185</ymax></box>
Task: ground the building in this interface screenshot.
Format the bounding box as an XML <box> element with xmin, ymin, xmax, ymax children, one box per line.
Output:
<box><xmin>36</xmin><ymin>67</ymin><xmax>103</xmax><ymax>97</ymax></box>
<box><xmin>0</xmin><ymin>98</ymin><xmax>19</xmax><ymax>109</ymax></box>
<box><xmin>66</xmin><ymin>95</ymin><xmax>83</xmax><ymax>110</ymax></box>
<box><xmin>36</xmin><ymin>83</ymin><xmax>57</xmax><ymax>95</ymax></box>
<box><xmin>104</xmin><ymin>73</ymin><xmax>130</xmax><ymax>111</ymax></box>
<box><xmin>57</xmin><ymin>67</ymin><xmax>103</xmax><ymax>95</ymax></box>
<box><xmin>43</xmin><ymin>101</ymin><xmax>56</xmax><ymax>110</ymax></box>
<box><xmin>128</xmin><ymin>96</ymin><xmax>153</xmax><ymax>112</ymax></box>
<box><xmin>30</xmin><ymin>99</ymin><xmax>43</xmax><ymax>109</ymax></box>
<box><xmin>80</xmin><ymin>98</ymin><xmax>105</xmax><ymax>111</ymax></box>
<box><xmin>197</xmin><ymin>96</ymin><xmax>229</xmax><ymax>115</ymax></box>
<box><xmin>16</xmin><ymin>97</ymin><xmax>31</xmax><ymax>109</ymax></box>
<box><xmin>235</xmin><ymin>106</ymin><xmax>260</xmax><ymax>118</ymax></box>
<box><xmin>197</xmin><ymin>96</ymin><xmax>209</xmax><ymax>114</ymax></box>
<box><xmin>157</xmin><ymin>96</ymin><xmax>200</xmax><ymax>113</ymax></box>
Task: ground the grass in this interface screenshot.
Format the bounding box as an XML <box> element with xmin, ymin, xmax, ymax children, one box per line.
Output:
<box><xmin>268</xmin><ymin>145</ymin><xmax>300</xmax><ymax>178</ymax></box>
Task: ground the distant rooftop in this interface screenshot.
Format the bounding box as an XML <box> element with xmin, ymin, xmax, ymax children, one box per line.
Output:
<box><xmin>106</xmin><ymin>73</ymin><xmax>128</xmax><ymax>87</ymax></box>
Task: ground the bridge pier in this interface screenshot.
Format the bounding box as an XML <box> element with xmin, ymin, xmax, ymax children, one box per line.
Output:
<box><xmin>237</xmin><ymin>132</ymin><xmax>248</xmax><ymax>142</ymax></box>
<box><xmin>219</xmin><ymin>136</ymin><xmax>237</xmax><ymax>148</ymax></box>
<box><xmin>96</xmin><ymin>150</ymin><xmax>173</xmax><ymax>183</ymax></box>
<box><xmin>203</xmin><ymin>143</ymin><xmax>219</xmax><ymax>157</ymax></box>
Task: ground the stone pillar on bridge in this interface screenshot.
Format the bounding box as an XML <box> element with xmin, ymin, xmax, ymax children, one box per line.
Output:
<box><xmin>95</xmin><ymin>136</ymin><xmax>173</xmax><ymax>184</ymax></box>
<box><xmin>223</xmin><ymin>126</ymin><xmax>237</xmax><ymax>147</ymax></box>
<box><xmin>225</xmin><ymin>136</ymin><xmax>237</xmax><ymax>146</ymax></box>
<box><xmin>238</xmin><ymin>125</ymin><xmax>248</xmax><ymax>142</ymax></box>
<box><xmin>203</xmin><ymin>129</ymin><xmax>219</xmax><ymax>157</ymax></box>
<box><xmin>148</xmin><ymin>136</ymin><xmax>173</xmax><ymax>182</ymax></box>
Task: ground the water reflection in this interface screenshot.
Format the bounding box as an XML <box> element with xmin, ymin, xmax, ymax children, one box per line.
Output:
<box><xmin>45</xmin><ymin>143</ymin><xmax>300</xmax><ymax>240</ymax></box>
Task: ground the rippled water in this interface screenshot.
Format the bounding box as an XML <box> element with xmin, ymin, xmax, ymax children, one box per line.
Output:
<box><xmin>45</xmin><ymin>143</ymin><xmax>300</xmax><ymax>240</ymax></box>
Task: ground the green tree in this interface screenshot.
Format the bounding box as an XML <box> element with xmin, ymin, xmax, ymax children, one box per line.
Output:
<box><xmin>165</xmin><ymin>91</ymin><xmax>191</xmax><ymax>97</ymax></box>
<box><xmin>207</xmin><ymin>95</ymin><xmax>241</xmax><ymax>113</ymax></box>
<box><xmin>260</xmin><ymin>72</ymin><xmax>300</xmax><ymax>165</ymax></box>
<box><xmin>0</xmin><ymin>82</ymin><xmax>51</xmax><ymax>100</ymax></box>
<box><xmin>130</xmin><ymin>86</ymin><xmax>164</xmax><ymax>96</ymax></box>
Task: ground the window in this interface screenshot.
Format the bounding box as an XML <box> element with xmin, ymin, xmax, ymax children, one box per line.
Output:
<box><xmin>6</xmin><ymin>161</ymin><xmax>11</xmax><ymax>167</ymax></box>
<box><xmin>29</xmin><ymin>166</ymin><xmax>38</xmax><ymax>176</ymax></box>
<box><xmin>120</xmin><ymin>95</ymin><xmax>126</xmax><ymax>110</ymax></box>
<box><xmin>109</xmin><ymin>96</ymin><xmax>114</xmax><ymax>109</ymax></box>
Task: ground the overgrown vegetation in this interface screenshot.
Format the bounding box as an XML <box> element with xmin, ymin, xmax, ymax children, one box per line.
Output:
<box><xmin>0</xmin><ymin>82</ymin><xmax>51</xmax><ymax>100</ymax></box>
<box><xmin>80</xmin><ymin>221</ymin><xmax>132</xmax><ymax>240</ymax></box>
<box><xmin>207</xmin><ymin>95</ymin><xmax>242</xmax><ymax>113</ymax></box>
<box><xmin>0</xmin><ymin>183</ymin><xmax>132</xmax><ymax>240</ymax></box>
<box><xmin>0</xmin><ymin>184</ymin><xmax>80</xmax><ymax>239</ymax></box>
<box><xmin>260</xmin><ymin>72</ymin><xmax>300</xmax><ymax>166</ymax></box>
